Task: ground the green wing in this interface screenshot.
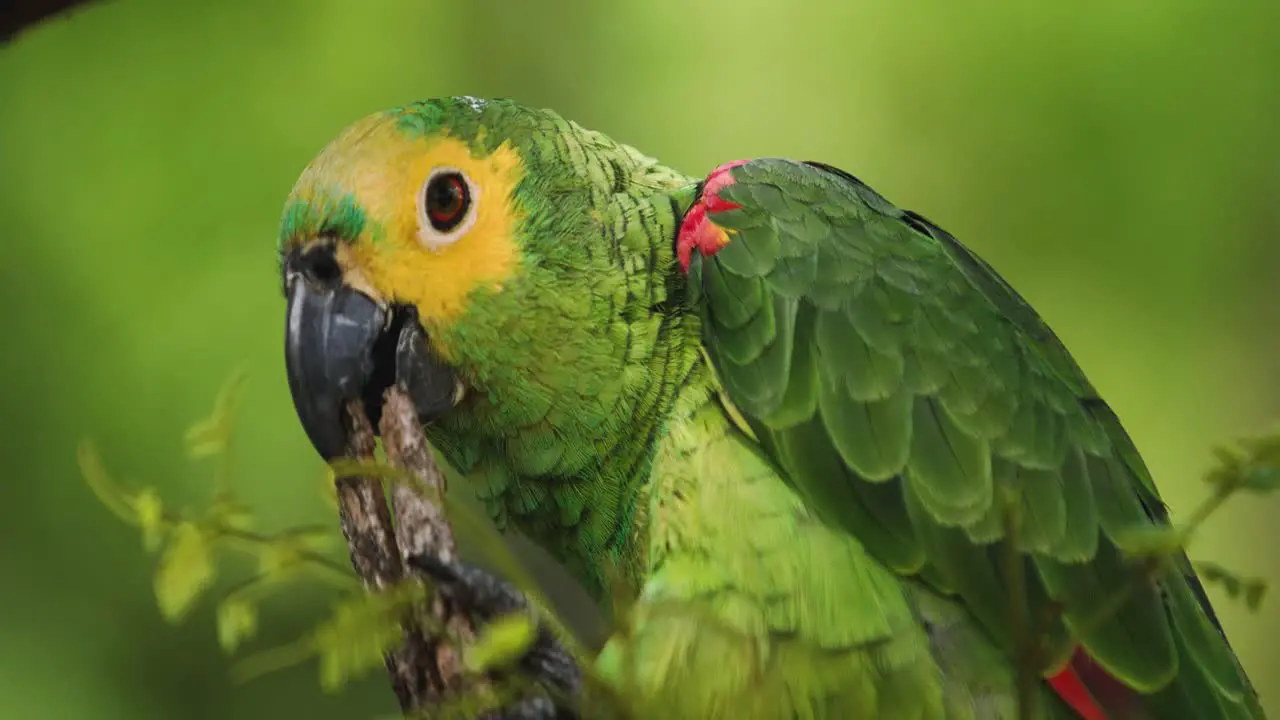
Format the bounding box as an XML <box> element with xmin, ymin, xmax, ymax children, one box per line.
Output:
<box><xmin>686</xmin><ymin>158</ymin><xmax>1261</xmax><ymax>719</ymax></box>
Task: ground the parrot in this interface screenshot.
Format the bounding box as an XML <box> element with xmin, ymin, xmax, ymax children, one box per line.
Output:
<box><xmin>278</xmin><ymin>96</ymin><xmax>1264</xmax><ymax>719</ymax></box>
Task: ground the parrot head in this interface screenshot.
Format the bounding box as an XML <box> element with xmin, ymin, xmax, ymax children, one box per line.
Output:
<box><xmin>279</xmin><ymin>97</ymin><xmax>694</xmax><ymax>478</ymax></box>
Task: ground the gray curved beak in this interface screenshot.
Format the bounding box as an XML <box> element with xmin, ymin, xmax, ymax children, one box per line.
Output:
<box><xmin>283</xmin><ymin>246</ymin><xmax>459</xmax><ymax>459</ymax></box>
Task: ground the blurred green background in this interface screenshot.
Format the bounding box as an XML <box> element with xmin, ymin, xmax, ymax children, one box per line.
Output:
<box><xmin>2</xmin><ymin>0</ymin><xmax>1277</xmax><ymax>717</ymax></box>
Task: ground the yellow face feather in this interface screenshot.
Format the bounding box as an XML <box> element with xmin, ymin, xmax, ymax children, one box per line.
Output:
<box><xmin>286</xmin><ymin>113</ymin><xmax>525</xmax><ymax>336</ymax></box>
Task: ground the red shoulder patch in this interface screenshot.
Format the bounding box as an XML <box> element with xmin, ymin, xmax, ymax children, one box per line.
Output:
<box><xmin>676</xmin><ymin>160</ymin><xmax>749</xmax><ymax>272</ymax></box>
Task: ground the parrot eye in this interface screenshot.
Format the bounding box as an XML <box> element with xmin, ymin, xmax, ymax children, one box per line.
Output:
<box><xmin>416</xmin><ymin>167</ymin><xmax>477</xmax><ymax>249</ymax></box>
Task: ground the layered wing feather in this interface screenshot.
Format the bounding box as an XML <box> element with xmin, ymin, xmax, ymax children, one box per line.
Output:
<box><xmin>684</xmin><ymin>158</ymin><xmax>1261</xmax><ymax>719</ymax></box>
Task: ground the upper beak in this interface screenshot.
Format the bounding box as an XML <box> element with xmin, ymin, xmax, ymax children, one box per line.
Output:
<box><xmin>283</xmin><ymin>245</ymin><xmax>459</xmax><ymax>459</ymax></box>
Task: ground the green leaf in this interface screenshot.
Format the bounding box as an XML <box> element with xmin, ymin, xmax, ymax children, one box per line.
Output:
<box><xmin>217</xmin><ymin>597</ymin><xmax>258</xmax><ymax>653</ymax></box>
<box><xmin>312</xmin><ymin>584</ymin><xmax>424</xmax><ymax>692</ymax></box>
<box><xmin>1239</xmin><ymin>466</ymin><xmax>1280</xmax><ymax>494</ymax></box>
<box><xmin>1195</xmin><ymin>561</ymin><xmax>1270</xmax><ymax>613</ymax></box>
<box><xmin>1240</xmin><ymin>431</ymin><xmax>1280</xmax><ymax>468</ymax></box>
<box><xmin>131</xmin><ymin>488</ymin><xmax>167</xmax><ymax>552</ymax></box>
<box><xmin>1204</xmin><ymin>430</ymin><xmax>1280</xmax><ymax>495</ymax></box>
<box><xmin>206</xmin><ymin>492</ymin><xmax>254</xmax><ymax>530</ymax></box>
<box><xmin>1203</xmin><ymin>445</ymin><xmax>1247</xmax><ymax>490</ymax></box>
<box><xmin>327</xmin><ymin>457</ymin><xmax>419</xmax><ymax>487</ymax></box>
<box><xmin>185</xmin><ymin>420</ymin><xmax>228</xmax><ymax>459</ymax></box>
<box><xmin>154</xmin><ymin>522</ymin><xmax>216</xmax><ymax>621</ymax></box>
<box><xmin>1244</xmin><ymin>580</ymin><xmax>1268</xmax><ymax>611</ymax></box>
<box><xmin>319</xmin><ymin>468</ymin><xmax>339</xmax><ymax>509</ymax></box>
<box><xmin>259</xmin><ymin>537</ymin><xmax>307</xmax><ymax>579</ymax></box>
<box><xmin>185</xmin><ymin>368</ymin><xmax>249</xmax><ymax>458</ymax></box>
<box><xmin>78</xmin><ymin>440</ymin><xmax>140</xmax><ymax>525</ymax></box>
<box><xmin>1113</xmin><ymin>525</ymin><xmax>1184</xmax><ymax>559</ymax></box>
<box><xmin>465</xmin><ymin>612</ymin><xmax>538</xmax><ymax>674</ymax></box>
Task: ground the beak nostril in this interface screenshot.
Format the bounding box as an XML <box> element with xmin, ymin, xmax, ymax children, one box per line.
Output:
<box><xmin>298</xmin><ymin>246</ymin><xmax>343</xmax><ymax>289</ymax></box>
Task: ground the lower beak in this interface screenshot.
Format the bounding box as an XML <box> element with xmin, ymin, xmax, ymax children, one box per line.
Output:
<box><xmin>283</xmin><ymin>253</ymin><xmax>459</xmax><ymax>460</ymax></box>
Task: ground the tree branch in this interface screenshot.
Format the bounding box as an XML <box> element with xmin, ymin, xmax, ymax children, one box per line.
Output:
<box><xmin>335</xmin><ymin>397</ymin><xmax>427</xmax><ymax>710</ymax></box>
<box><xmin>335</xmin><ymin>386</ymin><xmax>487</xmax><ymax>716</ymax></box>
<box><xmin>1</xmin><ymin>0</ymin><xmax>103</xmax><ymax>44</ymax></box>
<box><xmin>380</xmin><ymin>387</ymin><xmax>492</xmax><ymax>707</ymax></box>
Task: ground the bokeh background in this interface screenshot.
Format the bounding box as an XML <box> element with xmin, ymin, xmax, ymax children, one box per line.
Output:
<box><xmin>2</xmin><ymin>1</ymin><xmax>1277</xmax><ymax>717</ymax></box>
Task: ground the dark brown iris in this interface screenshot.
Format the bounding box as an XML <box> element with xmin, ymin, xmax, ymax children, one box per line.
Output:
<box><xmin>424</xmin><ymin>172</ymin><xmax>470</xmax><ymax>232</ymax></box>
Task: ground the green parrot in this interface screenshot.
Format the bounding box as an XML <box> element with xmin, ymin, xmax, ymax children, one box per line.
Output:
<box><xmin>279</xmin><ymin>97</ymin><xmax>1263</xmax><ymax>719</ymax></box>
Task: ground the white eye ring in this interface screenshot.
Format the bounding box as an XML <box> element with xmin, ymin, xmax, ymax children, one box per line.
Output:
<box><xmin>416</xmin><ymin>166</ymin><xmax>479</xmax><ymax>251</ymax></box>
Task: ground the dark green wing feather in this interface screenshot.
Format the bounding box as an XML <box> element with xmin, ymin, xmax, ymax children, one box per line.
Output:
<box><xmin>685</xmin><ymin>158</ymin><xmax>1261</xmax><ymax>718</ymax></box>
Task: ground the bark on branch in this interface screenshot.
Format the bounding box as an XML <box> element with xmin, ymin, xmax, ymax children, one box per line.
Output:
<box><xmin>335</xmin><ymin>386</ymin><xmax>487</xmax><ymax>715</ymax></box>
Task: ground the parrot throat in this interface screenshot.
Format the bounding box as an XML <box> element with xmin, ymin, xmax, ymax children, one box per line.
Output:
<box><xmin>429</xmin><ymin>166</ymin><xmax>708</xmax><ymax>602</ymax></box>
<box><xmin>467</xmin><ymin>306</ymin><xmax>709</xmax><ymax>603</ymax></box>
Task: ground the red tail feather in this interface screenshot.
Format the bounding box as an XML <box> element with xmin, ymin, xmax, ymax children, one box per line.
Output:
<box><xmin>1047</xmin><ymin>647</ymin><xmax>1148</xmax><ymax>720</ymax></box>
<box><xmin>1048</xmin><ymin>649</ymin><xmax>1109</xmax><ymax>720</ymax></box>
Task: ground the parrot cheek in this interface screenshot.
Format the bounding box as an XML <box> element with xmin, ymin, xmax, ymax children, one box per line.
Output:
<box><xmin>283</xmin><ymin>245</ymin><xmax>460</xmax><ymax>460</ymax></box>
